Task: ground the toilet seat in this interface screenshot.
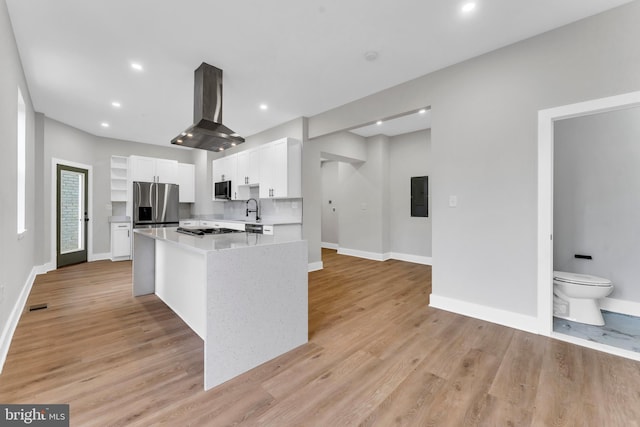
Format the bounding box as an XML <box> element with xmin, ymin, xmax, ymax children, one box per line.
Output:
<box><xmin>553</xmin><ymin>271</ymin><xmax>612</xmax><ymax>287</ymax></box>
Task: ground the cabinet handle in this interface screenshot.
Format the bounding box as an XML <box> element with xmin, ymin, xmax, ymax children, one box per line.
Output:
<box><xmin>127</xmin><ymin>230</ymin><xmax>130</xmax><ymax>238</ymax></box>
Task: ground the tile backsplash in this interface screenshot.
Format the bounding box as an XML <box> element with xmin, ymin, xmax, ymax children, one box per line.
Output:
<box><xmin>223</xmin><ymin>198</ymin><xmax>302</xmax><ymax>223</ymax></box>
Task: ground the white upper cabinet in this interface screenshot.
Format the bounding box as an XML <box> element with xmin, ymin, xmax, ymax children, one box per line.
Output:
<box><xmin>211</xmin><ymin>155</ymin><xmax>236</xmax><ymax>183</ymax></box>
<box><xmin>155</xmin><ymin>158</ymin><xmax>179</xmax><ymax>183</ymax></box>
<box><xmin>129</xmin><ymin>156</ymin><xmax>155</xmax><ymax>182</ymax></box>
<box><xmin>236</xmin><ymin>149</ymin><xmax>260</xmax><ymax>186</ymax></box>
<box><xmin>210</xmin><ymin>138</ymin><xmax>301</xmax><ymax>200</ymax></box>
<box><xmin>130</xmin><ymin>156</ymin><xmax>178</xmax><ymax>183</ymax></box>
<box><xmin>259</xmin><ymin>138</ymin><xmax>302</xmax><ymax>198</ymax></box>
<box><xmin>211</xmin><ymin>155</ymin><xmax>238</xmax><ymax>200</ymax></box>
<box><xmin>177</xmin><ymin>163</ymin><xmax>195</xmax><ymax>203</ymax></box>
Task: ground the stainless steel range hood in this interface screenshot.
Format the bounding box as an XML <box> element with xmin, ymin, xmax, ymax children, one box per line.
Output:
<box><xmin>171</xmin><ymin>63</ymin><xmax>244</xmax><ymax>151</ymax></box>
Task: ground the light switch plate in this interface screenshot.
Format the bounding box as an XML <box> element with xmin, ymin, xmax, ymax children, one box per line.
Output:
<box><xmin>449</xmin><ymin>196</ymin><xmax>458</xmax><ymax>208</ymax></box>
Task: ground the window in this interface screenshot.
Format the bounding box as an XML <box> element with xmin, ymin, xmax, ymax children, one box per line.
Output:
<box><xmin>17</xmin><ymin>88</ymin><xmax>26</xmax><ymax>234</ymax></box>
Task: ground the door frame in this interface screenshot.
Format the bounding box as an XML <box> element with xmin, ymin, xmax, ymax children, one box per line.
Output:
<box><xmin>50</xmin><ymin>158</ymin><xmax>94</xmax><ymax>269</ymax></box>
<box><xmin>537</xmin><ymin>90</ymin><xmax>640</xmax><ymax>338</ymax></box>
<box><xmin>56</xmin><ymin>163</ymin><xmax>89</xmax><ymax>267</ymax></box>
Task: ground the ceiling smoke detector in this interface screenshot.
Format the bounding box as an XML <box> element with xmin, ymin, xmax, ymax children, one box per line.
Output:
<box><xmin>364</xmin><ymin>51</ymin><xmax>379</xmax><ymax>62</ymax></box>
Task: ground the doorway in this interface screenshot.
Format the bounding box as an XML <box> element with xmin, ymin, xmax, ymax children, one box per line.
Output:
<box><xmin>56</xmin><ymin>164</ymin><xmax>88</xmax><ymax>267</ymax></box>
<box><xmin>537</xmin><ymin>90</ymin><xmax>640</xmax><ymax>361</ymax></box>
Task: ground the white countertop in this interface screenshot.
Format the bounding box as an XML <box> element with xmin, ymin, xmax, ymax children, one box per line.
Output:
<box><xmin>188</xmin><ymin>218</ymin><xmax>301</xmax><ymax>226</ymax></box>
<box><xmin>109</xmin><ymin>215</ymin><xmax>131</xmax><ymax>223</ymax></box>
<box><xmin>134</xmin><ymin>227</ymin><xmax>302</xmax><ymax>254</ymax></box>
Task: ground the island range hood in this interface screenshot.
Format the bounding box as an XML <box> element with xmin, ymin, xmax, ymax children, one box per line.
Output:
<box><xmin>171</xmin><ymin>63</ymin><xmax>245</xmax><ymax>151</ymax></box>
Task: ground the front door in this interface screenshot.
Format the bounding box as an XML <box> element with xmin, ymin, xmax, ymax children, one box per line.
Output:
<box><xmin>57</xmin><ymin>164</ymin><xmax>89</xmax><ymax>267</ymax></box>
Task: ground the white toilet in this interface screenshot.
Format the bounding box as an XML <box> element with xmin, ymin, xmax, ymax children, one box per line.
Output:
<box><xmin>553</xmin><ymin>271</ymin><xmax>613</xmax><ymax>326</ymax></box>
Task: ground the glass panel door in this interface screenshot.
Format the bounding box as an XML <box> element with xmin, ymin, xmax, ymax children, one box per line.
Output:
<box><xmin>57</xmin><ymin>164</ymin><xmax>88</xmax><ymax>267</ymax></box>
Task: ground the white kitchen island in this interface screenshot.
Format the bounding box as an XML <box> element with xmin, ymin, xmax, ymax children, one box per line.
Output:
<box><xmin>132</xmin><ymin>227</ymin><xmax>308</xmax><ymax>390</ymax></box>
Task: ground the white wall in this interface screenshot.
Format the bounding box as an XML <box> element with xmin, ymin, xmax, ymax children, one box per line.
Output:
<box><xmin>0</xmin><ymin>0</ymin><xmax>37</xmax><ymax>370</ymax></box>
<box><xmin>338</xmin><ymin>135</ymin><xmax>390</xmax><ymax>256</ymax></box>
<box><xmin>389</xmin><ymin>129</ymin><xmax>432</xmax><ymax>258</ymax></box>
<box><xmin>317</xmin><ymin>129</ymin><xmax>432</xmax><ymax>261</ymax></box>
<box><xmin>42</xmin><ymin>118</ymin><xmax>194</xmax><ymax>259</ymax></box>
<box><xmin>554</xmin><ymin>106</ymin><xmax>640</xmax><ymax>302</ymax></box>
<box><xmin>306</xmin><ymin>2</ymin><xmax>640</xmax><ymax>319</ymax></box>
<box><xmin>320</xmin><ymin>161</ymin><xmax>339</xmax><ymax>246</ymax></box>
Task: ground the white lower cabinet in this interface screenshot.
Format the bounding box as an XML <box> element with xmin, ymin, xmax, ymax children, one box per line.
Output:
<box><xmin>111</xmin><ymin>222</ymin><xmax>131</xmax><ymax>261</ymax></box>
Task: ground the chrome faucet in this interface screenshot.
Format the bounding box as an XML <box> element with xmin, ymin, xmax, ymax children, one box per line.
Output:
<box><xmin>246</xmin><ymin>198</ymin><xmax>260</xmax><ymax>221</ymax></box>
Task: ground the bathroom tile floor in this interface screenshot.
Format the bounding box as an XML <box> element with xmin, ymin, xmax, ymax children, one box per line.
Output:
<box><xmin>553</xmin><ymin>310</ymin><xmax>640</xmax><ymax>353</ymax></box>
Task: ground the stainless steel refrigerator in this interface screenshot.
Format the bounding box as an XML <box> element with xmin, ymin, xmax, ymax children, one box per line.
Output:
<box><xmin>133</xmin><ymin>181</ymin><xmax>179</xmax><ymax>228</ymax></box>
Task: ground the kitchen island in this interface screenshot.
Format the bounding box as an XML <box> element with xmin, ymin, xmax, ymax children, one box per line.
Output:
<box><xmin>132</xmin><ymin>227</ymin><xmax>308</xmax><ymax>390</ymax></box>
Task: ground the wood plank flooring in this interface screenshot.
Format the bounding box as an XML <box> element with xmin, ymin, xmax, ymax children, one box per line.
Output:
<box><xmin>1</xmin><ymin>249</ymin><xmax>640</xmax><ymax>426</ymax></box>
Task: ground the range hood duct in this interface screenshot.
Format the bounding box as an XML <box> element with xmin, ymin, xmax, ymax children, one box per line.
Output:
<box><xmin>171</xmin><ymin>63</ymin><xmax>244</xmax><ymax>151</ymax></box>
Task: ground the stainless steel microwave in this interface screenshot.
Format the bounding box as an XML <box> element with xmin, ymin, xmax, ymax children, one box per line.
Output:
<box><xmin>214</xmin><ymin>180</ymin><xmax>231</xmax><ymax>199</ymax></box>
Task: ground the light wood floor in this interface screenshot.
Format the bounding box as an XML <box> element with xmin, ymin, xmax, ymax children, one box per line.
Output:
<box><xmin>2</xmin><ymin>249</ymin><xmax>640</xmax><ymax>426</ymax></box>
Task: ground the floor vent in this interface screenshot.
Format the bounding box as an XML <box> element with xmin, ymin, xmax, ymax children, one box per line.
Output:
<box><xmin>29</xmin><ymin>303</ymin><xmax>48</xmax><ymax>312</ymax></box>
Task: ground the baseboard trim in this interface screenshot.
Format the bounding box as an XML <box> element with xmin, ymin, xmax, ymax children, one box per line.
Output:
<box><xmin>551</xmin><ymin>331</ymin><xmax>640</xmax><ymax>362</ymax></box>
<box><xmin>0</xmin><ymin>265</ymin><xmax>42</xmax><ymax>374</ymax></box>
<box><xmin>337</xmin><ymin>248</ymin><xmax>388</xmax><ymax>262</ymax></box>
<box><xmin>336</xmin><ymin>248</ymin><xmax>432</xmax><ymax>265</ymax></box>
<box><xmin>600</xmin><ymin>297</ymin><xmax>640</xmax><ymax>317</ymax></box>
<box><xmin>36</xmin><ymin>262</ymin><xmax>55</xmax><ymax>275</ymax></box>
<box><xmin>90</xmin><ymin>252</ymin><xmax>111</xmax><ymax>262</ymax></box>
<box><xmin>321</xmin><ymin>242</ymin><xmax>338</xmax><ymax>250</ymax></box>
<box><xmin>389</xmin><ymin>252</ymin><xmax>432</xmax><ymax>265</ymax></box>
<box><xmin>429</xmin><ymin>294</ymin><xmax>539</xmax><ymax>334</ymax></box>
<box><xmin>308</xmin><ymin>261</ymin><xmax>323</xmax><ymax>272</ymax></box>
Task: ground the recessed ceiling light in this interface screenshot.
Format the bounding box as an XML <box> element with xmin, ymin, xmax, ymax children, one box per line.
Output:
<box><xmin>259</xmin><ymin>104</ymin><xmax>268</xmax><ymax>110</ymax></box>
<box><xmin>461</xmin><ymin>2</ymin><xmax>476</xmax><ymax>13</ymax></box>
<box><xmin>131</xmin><ymin>62</ymin><xmax>143</xmax><ymax>71</ymax></box>
<box><xmin>231</xmin><ymin>142</ymin><xmax>236</xmax><ymax>146</ymax></box>
<box><xmin>187</xmin><ymin>133</ymin><xmax>193</xmax><ymax>138</ymax></box>
<box><xmin>101</xmin><ymin>122</ymin><xmax>110</xmax><ymax>128</ymax></box>
<box><xmin>111</xmin><ymin>101</ymin><xmax>121</xmax><ymax>108</ymax></box>
<box><xmin>419</xmin><ymin>109</ymin><xmax>427</xmax><ymax>114</ymax></box>
<box><xmin>219</xmin><ymin>147</ymin><xmax>225</xmax><ymax>151</ymax></box>
<box><xmin>176</xmin><ymin>139</ymin><xmax>183</xmax><ymax>144</ymax></box>
<box><xmin>376</xmin><ymin>120</ymin><xmax>383</xmax><ymax>125</ymax></box>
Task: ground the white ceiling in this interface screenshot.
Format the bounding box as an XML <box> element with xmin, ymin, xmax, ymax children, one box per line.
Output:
<box><xmin>6</xmin><ymin>0</ymin><xmax>632</xmax><ymax>146</ymax></box>
<box><xmin>350</xmin><ymin>109</ymin><xmax>432</xmax><ymax>138</ymax></box>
